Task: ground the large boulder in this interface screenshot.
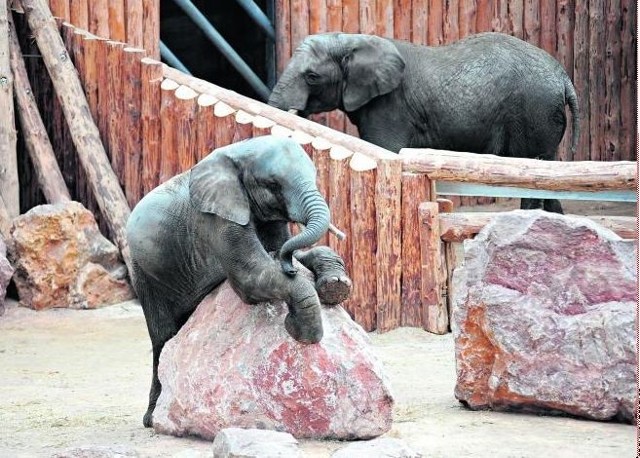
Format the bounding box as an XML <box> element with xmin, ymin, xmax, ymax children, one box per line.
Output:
<box><xmin>10</xmin><ymin>202</ymin><xmax>135</xmax><ymax>310</ymax></box>
<box><xmin>153</xmin><ymin>275</ymin><xmax>394</xmax><ymax>440</ymax></box>
<box><xmin>452</xmin><ymin>210</ymin><xmax>637</xmax><ymax>423</ymax></box>
<box><xmin>0</xmin><ymin>236</ymin><xmax>14</xmax><ymax>316</ymax></box>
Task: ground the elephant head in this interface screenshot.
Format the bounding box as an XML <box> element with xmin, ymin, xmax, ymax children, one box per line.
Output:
<box><xmin>268</xmin><ymin>33</ymin><xmax>405</xmax><ymax>115</ymax></box>
<box><xmin>188</xmin><ymin>136</ymin><xmax>330</xmax><ymax>275</ymax></box>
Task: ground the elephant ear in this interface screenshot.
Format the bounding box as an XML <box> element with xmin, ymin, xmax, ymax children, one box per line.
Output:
<box><xmin>342</xmin><ymin>35</ymin><xmax>405</xmax><ymax>112</ymax></box>
<box><xmin>188</xmin><ymin>152</ymin><xmax>251</xmax><ymax>225</ymax></box>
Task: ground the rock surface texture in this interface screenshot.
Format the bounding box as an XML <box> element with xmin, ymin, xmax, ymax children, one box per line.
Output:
<box><xmin>331</xmin><ymin>437</ymin><xmax>422</xmax><ymax>457</ymax></box>
<box><xmin>211</xmin><ymin>428</ymin><xmax>301</xmax><ymax>458</ymax></box>
<box><xmin>10</xmin><ymin>202</ymin><xmax>134</xmax><ymax>310</ymax></box>
<box><xmin>0</xmin><ymin>237</ymin><xmax>14</xmax><ymax>316</ymax></box>
<box><xmin>452</xmin><ymin>210</ymin><xmax>637</xmax><ymax>423</ymax></box>
<box><xmin>153</xmin><ymin>278</ymin><xmax>394</xmax><ymax>440</ymax></box>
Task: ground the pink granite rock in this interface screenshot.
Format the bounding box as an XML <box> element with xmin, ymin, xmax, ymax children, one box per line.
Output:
<box><xmin>153</xmin><ymin>275</ymin><xmax>394</xmax><ymax>440</ymax></box>
<box><xmin>452</xmin><ymin>210</ymin><xmax>637</xmax><ymax>423</ymax></box>
<box><xmin>10</xmin><ymin>202</ymin><xmax>134</xmax><ymax>310</ymax></box>
<box><xmin>0</xmin><ymin>237</ymin><xmax>14</xmax><ymax>316</ymax></box>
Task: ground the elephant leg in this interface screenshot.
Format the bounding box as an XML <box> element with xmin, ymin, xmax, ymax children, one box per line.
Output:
<box><xmin>295</xmin><ymin>246</ymin><xmax>352</xmax><ymax>306</ymax></box>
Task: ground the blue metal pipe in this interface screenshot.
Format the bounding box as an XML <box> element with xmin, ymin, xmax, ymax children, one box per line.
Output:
<box><xmin>234</xmin><ymin>0</ymin><xmax>276</xmax><ymax>40</ymax></box>
<box><xmin>160</xmin><ymin>41</ymin><xmax>192</xmax><ymax>75</ymax></box>
<box><xmin>171</xmin><ymin>0</ymin><xmax>271</xmax><ymax>101</ymax></box>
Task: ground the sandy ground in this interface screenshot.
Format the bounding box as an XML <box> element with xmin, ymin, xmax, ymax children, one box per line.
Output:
<box><xmin>0</xmin><ymin>298</ymin><xmax>635</xmax><ymax>458</ymax></box>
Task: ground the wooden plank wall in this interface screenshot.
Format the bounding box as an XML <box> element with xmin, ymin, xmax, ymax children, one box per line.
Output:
<box><xmin>276</xmin><ymin>0</ymin><xmax>637</xmax><ymax>163</ymax></box>
<box><xmin>46</xmin><ymin>0</ymin><xmax>159</xmax><ymax>59</ymax></box>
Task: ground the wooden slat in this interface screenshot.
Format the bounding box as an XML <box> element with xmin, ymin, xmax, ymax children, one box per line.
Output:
<box><xmin>376</xmin><ymin>0</ymin><xmax>394</xmax><ymax>38</ymax></box>
<box><xmin>126</xmin><ymin>0</ymin><xmax>144</xmax><ymax>48</ymax></box>
<box><xmin>87</xmin><ymin>0</ymin><xmax>108</xmax><ymax>37</ymax></box>
<box><xmin>418</xmin><ymin>202</ymin><xmax>448</xmax><ymax>334</ymax></box>
<box><xmin>342</xmin><ymin>0</ymin><xmax>359</xmax><ymax>33</ymax></box>
<box><xmin>143</xmin><ymin>0</ymin><xmax>160</xmax><ymax>59</ymax></box>
<box><xmin>422</xmin><ymin>0</ymin><xmax>437</xmax><ymax>45</ymax></box>
<box><xmin>360</xmin><ymin>0</ymin><xmax>376</xmax><ymax>38</ymax></box>
<box><xmin>106</xmin><ymin>41</ymin><xmax>125</xmax><ymax>185</ymax></box>
<box><xmin>620</xmin><ymin>0</ymin><xmax>636</xmax><ymax>161</ymax></box>
<box><xmin>375</xmin><ymin>158</ymin><xmax>403</xmax><ymax>332</ymax></box>
<box><xmin>588</xmin><ymin>0</ymin><xmax>605</xmax><ymax>161</ymax></box>
<box><xmin>69</xmin><ymin>0</ymin><xmax>88</xmax><ymax>29</ymax></box>
<box><xmin>159</xmin><ymin>78</ymin><xmax>180</xmax><ymax>184</ymax></box>
<box><xmin>476</xmin><ymin>0</ymin><xmax>493</xmax><ymax>32</ymax></box>
<box><xmin>309</xmin><ymin>0</ymin><xmax>328</xmax><ymax>127</ymax></box>
<box><xmin>507</xmin><ymin>0</ymin><xmax>524</xmax><ymax>39</ymax></box>
<box><xmin>400</xmin><ymin>172</ymin><xmax>432</xmax><ymax>327</ymax></box>
<box><xmin>443</xmin><ymin>0</ymin><xmax>459</xmax><ymax>43</ymax></box>
<box><xmin>275</xmin><ymin>0</ymin><xmax>291</xmax><ymax>75</ymax></box>
<box><xmin>233</xmin><ymin>110</ymin><xmax>255</xmax><ymax>143</ymax></box>
<box><xmin>290</xmin><ymin>0</ymin><xmax>309</xmax><ymax>51</ymax></box>
<box><xmin>326</xmin><ymin>0</ymin><xmax>345</xmax><ymax>132</ymax></box>
<box><xmin>540</xmin><ymin>0</ymin><xmax>556</xmax><ymax>54</ymax></box>
<box><xmin>252</xmin><ymin>115</ymin><xmax>275</xmax><ymax>137</ymax></box>
<box><xmin>174</xmin><ymin>85</ymin><xmax>199</xmax><ymax>173</ymax></box>
<box><xmin>349</xmin><ymin>153</ymin><xmax>378</xmax><ymax>331</ymax></box>
<box><xmin>573</xmin><ymin>0</ymin><xmax>590</xmax><ymax>161</ymax></box>
<box><xmin>108</xmin><ymin>0</ymin><xmax>126</xmax><ymax>41</ymax></box>
<box><xmin>458</xmin><ymin>0</ymin><xmax>477</xmax><ymax>39</ymax></box>
<box><xmin>122</xmin><ymin>47</ymin><xmax>145</xmax><ymax>207</ymax></box>
<box><xmin>96</xmin><ymin>39</ymin><xmax>110</xmax><ymax>156</ymax></box>
<box><xmin>49</xmin><ymin>0</ymin><xmax>70</xmax><ymax>20</ymax></box>
<box><xmin>523</xmin><ymin>0</ymin><xmax>540</xmax><ymax>45</ymax></box>
<box><xmin>291</xmin><ymin>129</ymin><xmax>314</xmax><ymax>157</ymax></box>
<box><xmin>213</xmin><ymin>101</ymin><xmax>236</xmax><ymax>150</ymax></box>
<box><xmin>195</xmin><ymin>94</ymin><xmax>218</xmax><ymax>162</ymax></box>
<box><xmin>393</xmin><ymin>0</ymin><xmax>412</xmax><ymax>40</ymax></box>
<box><xmin>311</xmin><ymin>137</ymin><xmax>332</xmax><ymax>246</ymax></box>
<box><xmin>555</xmin><ymin>0</ymin><xmax>574</xmax><ymax>161</ymax></box>
<box><xmin>603</xmin><ymin>0</ymin><xmax>621</xmax><ymax>162</ymax></box>
<box><xmin>141</xmin><ymin>57</ymin><xmax>163</xmax><ymax>194</ymax></box>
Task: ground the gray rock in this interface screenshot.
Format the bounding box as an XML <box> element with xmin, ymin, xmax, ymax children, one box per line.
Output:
<box><xmin>51</xmin><ymin>445</ymin><xmax>138</xmax><ymax>458</ymax></box>
<box><xmin>212</xmin><ymin>428</ymin><xmax>301</xmax><ymax>458</ymax></box>
<box><xmin>332</xmin><ymin>437</ymin><xmax>422</xmax><ymax>457</ymax></box>
<box><xmin>452</xmin><ymin>210</ymin><xmax>637</xmax><ymax>423</ymax></box>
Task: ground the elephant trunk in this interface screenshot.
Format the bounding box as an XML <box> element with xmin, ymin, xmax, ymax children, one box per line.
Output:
<box><xmin>268</xmin><ymin>64</ymin><xmax>308</xmax><ymax>113</ymax></box>
<box><xmin>279</xmin><ymin>186</ymin><xmax>330</xmax><ymax>275</ymax></box>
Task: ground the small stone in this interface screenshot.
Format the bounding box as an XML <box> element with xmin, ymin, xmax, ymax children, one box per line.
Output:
<box><xmin>452</xmin><ymin>210</ymin><xmax>637</xmax><ymax>423</ymax></box>
<box><xmin>212</xmin><ymin>428</ymin><xmax>301</xmax><ymax>458</ymax></box>
<box><xmin>331</xmin><ymin>437</ymin><xmax>422</xmax><ymax>457</ymax></box>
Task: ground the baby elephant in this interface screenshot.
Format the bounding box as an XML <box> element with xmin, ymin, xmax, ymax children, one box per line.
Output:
<box><xmin>126</xmin><ymin>135</ymin><xmax>352</xmax><ymax>427</ymax></box>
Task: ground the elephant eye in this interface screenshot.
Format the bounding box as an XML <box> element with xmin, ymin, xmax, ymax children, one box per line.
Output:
<box><xmin>304</xmin><ymin>71</ymin><xmax>322</xmax><ymax>85</ymax></box>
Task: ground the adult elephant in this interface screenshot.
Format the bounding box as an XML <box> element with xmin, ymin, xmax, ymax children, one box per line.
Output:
<box><xmin>268</xmin><ymin>32</ymin><xmax>579</xmax><ymax>213</ymax></box>
<box><xmin>126</xmin><ymin>136</ymin><xmax>351</xmax><ymax>427</ymax></box>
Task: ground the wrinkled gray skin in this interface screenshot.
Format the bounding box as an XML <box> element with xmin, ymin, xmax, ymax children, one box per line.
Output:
<box><xmin>268</xmin><ymin>32</ymin><xmax>580</xmax><ymax>213</ymax></box>
<box><xmin>126</xmin><ymin>136</ymin><xmax>351</xmax><ymax>427</ymax></box>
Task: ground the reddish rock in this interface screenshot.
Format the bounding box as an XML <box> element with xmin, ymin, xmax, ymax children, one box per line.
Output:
<box><xmin>10</xmin><ymin>202</ymin><xmax>134</xmax><ymax>310</ymax></box>
<box><xmin>452</xmin><ymin>210</ymin><xmax>637</xmax><ymax>423</ymax></box>
<box><xmin>153</xmin><ymin>274</ymin><xmax>394</xmax><ymax>440</ymax></box>
<box><xmin>0</xmin><ymin>237</ymin><xmax>14</xmax><ymax>316</ymax></box>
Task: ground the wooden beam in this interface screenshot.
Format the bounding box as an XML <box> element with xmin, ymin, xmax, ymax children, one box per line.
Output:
<box><xmin>0</xmin><ymin>0</ymin><xmax>18</xmax><ymax>217</ymax></box>
<box><xmin>399</xmin><ymin>148</ymin><xmax>636</xmax><ymax>191</ymax></box>
<box><xmin>21</xmin><ymin>0</ymin><xmax>132</xmax><ymax>270</ymax></box>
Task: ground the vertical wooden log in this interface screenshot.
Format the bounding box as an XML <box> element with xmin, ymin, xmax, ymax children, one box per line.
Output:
<box><xmin>418</xmin><ymin>202</ymin><xmax>448</xmax><ymax>334</ymax></box>
<box><xmin>143</xmin><ymin>0</ymin><xmax>160</xmax><ymax>59</ymax></box>
<box><xmin>573</xmin><ymin>0</ymin><xmax>590</xmax><ymax>160</ymax></box>
<box><xmin>108</xmin><ymin>0</ymin><xmax>126</xmax><ymax>41</ymax></box>
<box><xmin>309</xmin><ymin>0</ymin><xmax>328</xmax><ymax>127</ymax></box>
<box><xmin>122</xmin><ymin>47</ymin><xmax>145</xmax><ymax>207</ymax></box>
<box><xmin>620</xmin><ymin>0</ymin><xmax>636</xmax><ymax>161</ymax></box>
<box><xmin>349</xmin><ymin>153</ymin><xmax>377</xmax><ymax>331</ymax></box>
<box><xmin>126</xmin><ymin>0</ymin><xmax>144</xmax><ymax>49</ymax></box>
<box><xmin>275</xmin><ymin>0</ymin><xmax>291</xmax><ymax>75</ymax></box>
<box><xmin>394</xmin><ymin>0</ymin><xmax>411</xmax><ymax>40</ymax></box>
<box><xmin>82</xmin><ymin>34</ymin><xmax>99</xmax><ymax>120</ymax></box>
<box><xmin>159</xmin><ymin>78</ymin><xmax>180</xmax><ymax>184</ymax></box>
<box><xmin>141</xmin><ymin>57</ymin><xmax>163</xmax><ymax>194</ymax></box>
<box><xmin>174</xmin><ymin>85</ymin><xmax>198</xmax><ymax>174</ymax></box>
<box><xmin>213</xmin><ymin>101</ymin><xmax>236</xmax><ymax>149</ymax></box>
<box><xmin>603</xmin><ymin>0</ymin><xmax>621</xmax><ymax>162</ymax></box>
<box><xmin>491</xmin><ymin>0</ymin><xmax>509</xmax><ymax>33</ymax></box>
<box><xmin>328</xmin><ymin>146</ymin><xmax>353</xmax><ymax>294</ymax></box>
<box><xmin>475</xmin><ymin>0</ymin><xmax>493</xmax><ymax>32</ymax></box>
<box><xmin>59</xmin><ymin>23</ymin><xmax>77</xmax><ymax>193</ymax></box>
<box><xmin>459</xmin><ymin>0</ymin><xmax>477</xmax><ymax>39</ymax></box>
<box><xmin>291</xmin><ymin>129</ymin><xmax>314</xmax><ymax>158</ymax></box>
<box><xmin>106</xmin><ymin>41</ymin><xmax>125</xmax><ymax>184</ymax></box>
<box><xmin>588</xmin><ymin>0</ymin><xmax>605</xmax><ymax>161</ymax></box>
<box><xmin>326</xmin><ymin>0</ymin><xmax>345</xmax><ymax>132</ymax></box>
<box><xmin>342</xmin><ymin>0</ymin><xmax>360</xmax><ymax>33</ymax></box>
<box><xmin>0</xmin><ymin>1</ymin><xmax>19</xmax><ymax>217</ymax></box>
<box><xmin>375</xmin><ymin>158</ymin><xmax>402</xmax><ymax>332</ymax></box>
<box><xmin>233</xmin><ymin>110</ymin><xmax>255</xmax><ymax>143</ymax></box>
<box><xmin>375</xmin><ymin>0</ymin><xmax>394</xmax><ymax>38</ymax></box>
<box><xmin>271</xmin><ymin>124</ymin><xmax>293</xmax><ymax>138</ymax></box>
<box><xmin>196</xmin><ymin>93</ymin><xmax>219</xmax><ymax>162</ymax></box>
<box><xmin>291</xmin><ymin>0</ymin><xmax>309</xmax><ymax>51</ymax></box>
<box><xmin>555</xmin><ymin>0</ymin><xmax>574</xmax><ymax>161</ymax></box>
<box><xmin>443</xmin><ymin>0</ymin><xmax>459</xmax><ymax>43</ymax></box>
<box><xmin>96</xmin><ymin>39</ymin><xmax>110</xmax><ymax>154</ymax></box>
<box><xmin>311</xmin><ymin>137</ymin><xmax>332</xmax><ymax>246</ymax></box>
<box><xmin>49</xmin><ymin>0</ymin><xmax>70</xmax><ymax>20</ymax></box>
<box><xmin>540</xmin><ymin>0</ymin><xmax>556</xmax><ymax>54</ymax></box>
<box><xmin>507</xmin><ymin>0</ymin><xmax>524</xmax><ymax>39</ymax></box>
<box><xmin>252</xmin><ymin>115</ymin><xmax>276</xmax><ymax>138</ymax></box>
<box><xmin>413</xmin><ymin>0</ymin><xmax>429</xmax><ymax>45</ymax></box>
<box><xmin>87</xmin><ymin>0</ymin><xmax>108</xmax><ymax>37</ymax></box>
<box><xmin>400</xmin><ymin>172</ymin><xmax>432</xmax><ymax>327</ymax></box>
<box><xmin>69</xmin><ymin>0</ymin><xmax>88</xmax><ymax>30</ymax></box>
<box><xmin>523</xmin><ymin>0</ymin><xmax>540</xmax><ymax>45</ymax></box>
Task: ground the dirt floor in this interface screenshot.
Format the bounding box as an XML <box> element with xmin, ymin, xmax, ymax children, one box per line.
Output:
<box><xmin>0</xmin><ymin>297</ymin><xmax>636</xmax><ymax>458</ymax></box>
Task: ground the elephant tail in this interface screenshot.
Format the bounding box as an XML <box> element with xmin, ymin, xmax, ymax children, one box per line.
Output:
<box><xmin>564</xmin><ymin>76</ymin><xmax>580</xmax><ymax>155</ymax></box>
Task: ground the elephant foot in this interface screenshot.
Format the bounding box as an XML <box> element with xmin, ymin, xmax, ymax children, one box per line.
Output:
<box><xmin>316</xmin><ymin>273</ymin><xmax>352</xmax><ymax>306</ymax></box>
<box><xmin>284</xmin><ymin>313</ymin><xmax>323</xmax><ymax>344</ymax></box>
<box><xmin>143</xmin><ymin>409</ymin><xmax>153</xmax><ymax>428</ymax></box>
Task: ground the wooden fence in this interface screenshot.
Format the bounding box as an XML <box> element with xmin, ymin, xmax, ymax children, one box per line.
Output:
<box><xmin>276</xmin><ymin>0</ymin><xmax>638</xmax><ymax>164</ymax></box>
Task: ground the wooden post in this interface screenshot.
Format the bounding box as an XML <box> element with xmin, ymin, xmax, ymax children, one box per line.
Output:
<box><xmin>108</xmin><ymin>0</ymin><xmax>126</xmax><ymax>41</ymax></box>
<box><xmin>213</xmin><ymin>101</ymin><xmax>236</xmax><ymax>150</ymax></box>
<box><xmin>69</xmin><ymin>0</ymin><xmax>88</xmax><ymax>30</ymax></box>
<box><xmin>174</xmin><ymin>85</ymin><xmax>199</xmax><ymax>173</ymax></box>
<box><xmin>196</xmin><ymin>93</ymin><xmax>218</xmax><ymax>162</ymax></box>
<box><xmin>311</xmin><ymin>136</ymin><xmax>332</xmax><ymax>246</ymax></box>
<box><xmin>328</xmin><ymin>145</ymin><xmax>353</xmax><ymax>284</ymax></box>
<box><xmin>476</xmin><ymin>0</ymin><xmax>493</xmax><ymax>32</ymax></box>
<box><xmin>96</xmin><ymin>39</ymin><xmax>110</xmax><ymax>154</ymax></box>
<box><xmin>443</xmin><ymin>0</ymin><xmax>459</xmax><ymax>43</ymax></box>
<box><xmin>233</xmin><ymin>110</ymin><xmax>255</xmax><ymax>143</ymax></box>
<box><xmin>10</xmin><ymin>18</ymin><xmax>71</xmax><ymax>204</ymax></box>
<box><xmin>375</xmin><ymin>0</ymin><xmax>393</xmax><ymax>38</ymax></box>
<box><xmin>620</xmin><ymin>0</ymin><xmax>636</xmax><ymax>161</ymax></box>
<box><xmin>143</xmin><ymin>0</ymin><xmax>160</xmax><ymax>59</ymax></box>
<box><xmin>555</xmin><ymin>0</ymin><xmax>574</xmax><ymax>161</ymax></box>
<box><xmin>126</xmin><ymin>0</ymin><xmax>144</xmax><ymax>48</ymax></box>
<box><xmin>122</xmin><ymin>47</ymin><xmax>146</xmax><ymax>207</ymax></box>
<box><xmin>309</xmin><ymin>0</ymin><xmax>327</xmax><ymax>127</ymax></box>
<box><xmin>49</xmin><ymin>0</ymin><xmax>70</xmax><ymax>21</ymax></box>
<box><xmin>418</xmin><ymin>202</ymin><xmax>448</xmax><ymax>334</ymax></box>
<box><xmin>252</xmin><ymin>115</ymin><xmax>276</xmax><ymax>137</ymax></box>
<box><xmin>359</xmin><ymin>0</ymin><xmax>375</xmax><ymax>34</ymax></box>
<box><xmin>400</xmin><ymin>172</ymin><xmax>432</xmax><ymax>327</ymax></box>
<box><xmin>271</xmin><ymin>124</ymin><xmax>293</xmax><ymax>138</ymax></box>
<box><xmin>326</xmin><ymin>0</ymin><xmax>345</xmax><ymax>133</ymax></box>
<box><xmin>290</xmin><ymin>0</ymin><xmax>309</xmax><ymax>51</ymax></box>
<box><xmin>349</xmin><ymin>153</ymin><xmax>377</xmax><ymax>331</ymax></box>
<box><xmin>342</xmin><ymin>0</ymin><xmax>359</xmax><ymax>34</ymax></box>
<box><xmin>573</xmin><ymin>0</ymin><xmax>590</xmax><ymax>160</ymax></box>
<box><xmin>141</xmin><ymin>57</ymin><xmax>163</xmax><ymax>194</ymax></box>
<box><xmin>21</xmin><ymin>0</ymin><xmax>132</xmax><ymax>269</ymax></box>
<box><xmin>425</xmin><ymin>0</ymin><xmax>441</xmax><ymax>45</ymax></box>
<box><xmin>375</xmin><ymin>158</ymin><xmax>403</xmax><ymax>332</ymax></box>
<box><xmin>540</xmin><ymin>0</ymin><xmax>557</xmax><ymax>54</ymax></box>
<box><xmin>87</xmin><ymin>0</ymin><xmax>108</xmax><ymax>37</ymax></box>
<box><xmin>524</xmin><ymin>0</ymin><xmax>540</xmax><ymax>45</ymax></box>
<box><xmin>159</xmin><ymin>78</ymin><xmax>180</xmax><ymax>184</ymax></box>
<box><xmin>603</xmin><ymin>0</ymin><xmax>621</xmax><ymax>162</ymax></box>
<box><xmin>291</xmin><ymin>129</ymin><xmax>314</xmax><ymax>158</ymax></box>
<box><xmin>507</xmin><ymin>0</ymin><xmax>524</xmax><ymax>39</ymax></box>
<box><xmin>0</xmin><ymin>0</ymin><xmax>18</xmax><ymax>217</ymax></box>
<box><xmin>588</xmin><ymin>0</ymin><xmax>605</xmax><ymax>161</ymax></box>
<box><xmin>275</xmin><ymin>0</ymin><xmax>291</xmax><ymax>75</ymax></box>
<box><xmin>106</xmin><ymin>41</ymin><xmax>125</xmax><ymax>185</ymax></box>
